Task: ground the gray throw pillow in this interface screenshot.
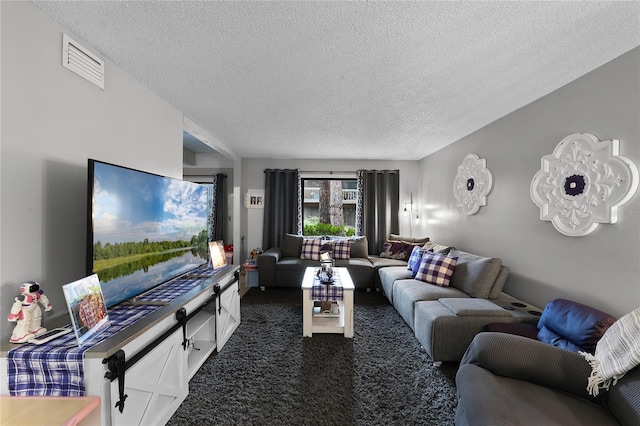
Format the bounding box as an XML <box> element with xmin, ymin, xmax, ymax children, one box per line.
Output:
<box><xmin>422</xmin><ymin>241</ymin><xmax>454</xmax><ymax>254</ymax></box>
<box><xmin>348</xmin><ymin>236</ymin><xmax>368</xmax><ymax>258</ymax></box>
<box><xmin>389</xmin><ymin>234</ymin><xmax>430</xmax><ymax>244</ymax></box>
<box><xmin>448</xmin><ymin>250</ymin><xmax>502</xmax><ymax>299</ymax></box>
<box><xmin>281</xmin><ymin>234</ymin><xmax>303</xmax><ymax>258</ymax></box>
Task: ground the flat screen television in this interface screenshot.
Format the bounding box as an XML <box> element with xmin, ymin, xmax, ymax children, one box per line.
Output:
<box><xmin>87</xmin><ymin>159</ymin><xmax>210</xmax><ymax>308</ymax></box>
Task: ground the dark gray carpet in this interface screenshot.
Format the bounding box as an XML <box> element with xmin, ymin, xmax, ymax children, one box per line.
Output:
<box><xmin>167</xmin><ymin>288</ymin><xmax>458</xmax><ymax>425</ymax></box>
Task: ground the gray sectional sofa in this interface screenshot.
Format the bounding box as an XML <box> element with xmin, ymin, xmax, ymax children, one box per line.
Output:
<box><xmin>259</xmin><ymin>234</ymin><xmax>542</xmax><ymax>363</ymax></box>
<box><xmin>378</xmin><ymin>241</ymin><xmax>543</xmax><ymax>363</ymax></box>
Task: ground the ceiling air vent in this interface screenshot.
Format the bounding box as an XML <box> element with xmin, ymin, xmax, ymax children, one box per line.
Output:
<box><xmin>62</xmin><ymin>34</ymin><xmax>104</xmax><ymax>89</ymax></box>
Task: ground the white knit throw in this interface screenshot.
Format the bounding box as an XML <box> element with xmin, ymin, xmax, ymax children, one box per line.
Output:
<box><xmin>581</xmin><ymin>307</ymin><xmax>640</xmax><ymax>396</ymax></box>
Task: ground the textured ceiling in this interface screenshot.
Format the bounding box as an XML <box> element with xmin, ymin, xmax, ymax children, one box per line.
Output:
<box><xmin>33</xmin><ymin>1</ymin><xmax>640</xmax><ymax>160</ymax></box>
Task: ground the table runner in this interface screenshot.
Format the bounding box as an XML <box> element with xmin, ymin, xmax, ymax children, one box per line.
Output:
<box><xmin>7</xmin><ymin>265</ymin><xmax>228</xmax><ymax>396</ymax></box>
<box><xmin>136</xmin><ymin>275</ymin><xmax>210</xmax><ymax>302</ymax></box>
<box><xmin>7</xmin><ymin>304</ymin><xmax>159</xmax><ymax>396</ymax></box>
<box><xmin>311</xmin><ymin>270</ymin><xmax>344</xmax><ymax>301</ymax></box>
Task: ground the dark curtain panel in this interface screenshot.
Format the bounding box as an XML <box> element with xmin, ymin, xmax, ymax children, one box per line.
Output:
<box><xmin>210</xmin><ymin>173</ymin><xmax>226</xmax><ymax>242</ymax></box>
<box><xmin>357</xmin><ymin>170</ymin><xmax>400</xmax><ymax>255</ymax></box>
<box><xmin>262</xmin><ymin>169</ymin><xmax>300</xmax><ymax>250</ymax></box>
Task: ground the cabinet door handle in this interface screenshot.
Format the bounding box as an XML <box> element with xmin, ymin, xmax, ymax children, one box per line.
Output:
<box><xmin>176</xmin><ymin>308</ymin><xmax>188</xmax><ymax>350</ymax></box>
<box><xmin>103</xmin><ymin>350</ymin><xmax>128</xmax><ymax>413</ymax></box>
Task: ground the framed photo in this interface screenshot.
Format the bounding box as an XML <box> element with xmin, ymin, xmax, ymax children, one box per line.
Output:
<box><xmin>244</xmin><ymin>190</ymin><xmax>264</xmax><ymax>208</ymax></box>
<box><xmin>209</xmin><ymin>240</ymin><xmax>227</xmax><ymax>270</ymax></box>
<box><xmin>62</xmin><ymin>274</ymin><xmax>109</xmax><ymax>346</ymax></box>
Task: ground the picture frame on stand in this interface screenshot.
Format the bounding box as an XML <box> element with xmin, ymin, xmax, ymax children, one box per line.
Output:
<box><xmin>62</xmin><ymin>274</ymin><xmax>109</xmax><ymax>346</ymax></box>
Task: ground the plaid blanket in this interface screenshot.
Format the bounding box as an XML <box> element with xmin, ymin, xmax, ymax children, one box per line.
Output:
<box><xmin>137</xmin><ymin>276</ymin><xmax>208</xmax><ymax>302</ymax></box>
<box><xmin>582</xmin><ymin>307</ymin><xmax>640</xmax><ymax>396</ymax></box>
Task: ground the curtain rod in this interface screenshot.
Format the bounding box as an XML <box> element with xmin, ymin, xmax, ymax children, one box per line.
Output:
<box><xmin>264</xmin><ymin>169</ymin><xmax>398</xmax><ymax>174</ymax></box>
<box><xmin>299</xmin><ymin>170</ymin><xmax>354</xmax><ymax>174</ymax></box>
<box><xmin>184</xmin><ymin>174</ymin><xmax>227</xmax><ymax>178</ymax></box>
<box><xmin>299</xmin><ymin>170</ymin><xmax>397</xmax><ymax>173</ymax></box>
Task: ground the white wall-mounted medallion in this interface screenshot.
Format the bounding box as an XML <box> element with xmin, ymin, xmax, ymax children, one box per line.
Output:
<box><xmin>530</xmin><ymin>133</ymin><xmax>639</xmax><ymax>237</ymax></box>
<box><xmin>453</xmin><ymin>153</ymin><xmax>493</xmax><ymax>215</ymax></box>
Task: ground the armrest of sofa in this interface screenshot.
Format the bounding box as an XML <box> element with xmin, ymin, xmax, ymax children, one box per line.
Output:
<box><xmin>258</xmin><ymin>248</ymin><xmax>281</xmax><ymax>287</ymax></box>
<box><xmin>461</xmin><ymin>332</ymin><xmax>605</xmax><ymax>403</ymax></box>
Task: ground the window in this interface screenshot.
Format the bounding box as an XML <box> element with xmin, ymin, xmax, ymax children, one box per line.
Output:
<box><xmin>301</xmin><ymin>178</ymin><xmax>357</xmax><ymax>236</ymax></box>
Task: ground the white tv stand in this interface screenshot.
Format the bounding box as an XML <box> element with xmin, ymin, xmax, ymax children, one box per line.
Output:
<box><xmin>1</xmin><ymin>265</ymin><xmax>241</xmax><ymax>426</ymax></box>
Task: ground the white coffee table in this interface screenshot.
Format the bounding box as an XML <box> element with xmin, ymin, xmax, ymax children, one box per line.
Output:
<box><xmin>301</xmin><ymin>267</ymin><xmax>354</xmax><ymax>338</ymax></box>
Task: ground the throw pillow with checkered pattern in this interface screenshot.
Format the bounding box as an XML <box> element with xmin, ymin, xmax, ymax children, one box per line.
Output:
<box><xmin>332</xmin><ymin>239</ymin><xmax>351</xmax><ymax>260</ymax></box>
<box><xmin>415</xmin><ymin>252</ymin><xmax>458</xmax><ymax>287</ymax></box>
<box><xmin>301</xmin><ymin>238</ymin><xmax>322</xmax><ymax>260</ymax></box>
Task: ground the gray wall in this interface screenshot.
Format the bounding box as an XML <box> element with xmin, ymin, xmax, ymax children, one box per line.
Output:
<box><xmin>1</xmin><ymin>2</ymin><xmax>185</xmax><ymax>340</ymax></box>
<box><xmin>240</xmin><ymin>159</ymin><xmax>420</xmax><ymax>260</ymax></box>
<box><xmin>417</xmin><ymin>47</ymin><xmax>640</xmax><ymax>318</ymax></box>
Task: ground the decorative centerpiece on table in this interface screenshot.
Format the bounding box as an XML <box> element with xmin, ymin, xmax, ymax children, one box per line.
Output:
<box><xmin>318</xmin><ymin>251</ymin><xmax>335</xmax><ymax>284</ymax></box>
<box><xmin>317</xmin><ymin>251</ymin><xmax>336</xmax><ymax>313</ymax></box>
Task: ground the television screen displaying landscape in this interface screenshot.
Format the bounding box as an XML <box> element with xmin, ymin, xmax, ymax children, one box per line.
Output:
<box><xmin>88</xmin><ymin>160</ymin><xmax>210</xmax><ymax>307</ymax></box>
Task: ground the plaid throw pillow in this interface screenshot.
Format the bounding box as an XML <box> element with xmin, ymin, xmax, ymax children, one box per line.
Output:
<box><xmin>415</xmin><ymin>252</ymin><xmax>458</xmax><ymax>287</ymax></box>
<box><xmin>332</xmin><ymin>239</ymin><xmax>351</xmax><ymax>260</ymax></box>
<box><xmin>301</xmin><ymin>238</ymin><xmax>322</xmax><ymax>261</ymax></box>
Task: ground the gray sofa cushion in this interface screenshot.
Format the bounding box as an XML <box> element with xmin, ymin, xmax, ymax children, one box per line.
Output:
<box><xmin>368</xmin><ymin>256</ymin><xmax>408</xmax><ymax>269</ymax></box>
<box><xmin>415</xmin><ymin>300</ymin><xmax>516</xmax><ymax>362</ymax></box>
<box><xmin>378</xmin><ymin>266</ymin><xmax>413</xmax><ymax>302</ymax></box>
<box><xmin>393</xmin><ymin>280</ymin><xmax>469</xmax><ymax>330</ymax></box>
<box><xmin>281</xmin><ymin>233</ymin><xmax>303</xmax><ymax>258</ymax></box>
<box><xmin>438</xmin><ymin>298</ymin><xmax>511</xmax><ymax>317</ymax></box>
<box><xmin>448</xmin><ymin>250</ymin><xmax>502</xmax><ymax>299</ymax></box>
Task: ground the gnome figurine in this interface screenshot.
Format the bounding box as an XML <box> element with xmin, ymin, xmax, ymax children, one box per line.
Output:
<box><xmin>7</xmin><ymin>281</ymin><xmax>52</xmax><ymax>343</ymax></box>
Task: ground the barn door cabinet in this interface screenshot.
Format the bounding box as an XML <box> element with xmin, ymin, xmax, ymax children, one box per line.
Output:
<box><xmin>2</xmin><ymin>265</ymin><xmax>241</xmax><ymax>426</ymax></box>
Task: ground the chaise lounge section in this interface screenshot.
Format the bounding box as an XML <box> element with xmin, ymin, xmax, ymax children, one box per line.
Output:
<box><xmin>379</xmin><ymin>241</ymin><xmax>543</xmax><ymax>363</ymax></box>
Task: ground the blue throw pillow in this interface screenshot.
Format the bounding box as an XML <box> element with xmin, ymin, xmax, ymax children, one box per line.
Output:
<box><xmin>537</xmin><ymin>326</ymin><xmax>583</xmax><ymax>352</ymax></box>
<box><xmin>407</xmin><ymin>246</ymin><xmax>423</xmax><ymax>271</ymax></box>
<box><xmin>536</xmin><ymin>298</ymin><xmax>616</xmax><ymax>353</ymax></box>
<box><xmin>411</xmin><ymin>256</ymin><xmax>422</xmax><ymax>278</ymax></box>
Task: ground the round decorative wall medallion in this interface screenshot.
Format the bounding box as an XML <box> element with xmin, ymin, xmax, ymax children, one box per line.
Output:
<box><xmin>453</xmin><ymin>153</ymin><xmax>493</xmax><ymax>215</ymax></box>
<box><xmin>530</xmin><ymin>133</ymin><xmax>639</xmax><ymax>237</ymax></box>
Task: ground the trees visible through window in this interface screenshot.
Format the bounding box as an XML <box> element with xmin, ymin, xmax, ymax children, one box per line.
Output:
<box><xmin>302</xmin><ymin>179</ymin><xmax>357</xmax><ymax>236</ymax></box>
